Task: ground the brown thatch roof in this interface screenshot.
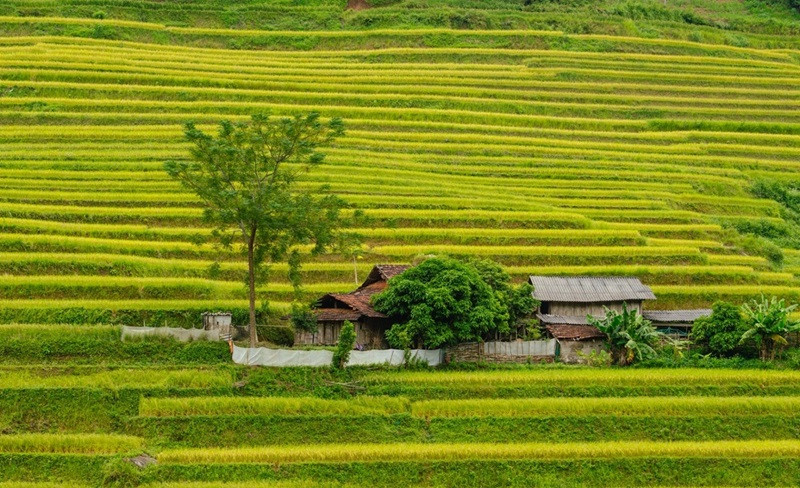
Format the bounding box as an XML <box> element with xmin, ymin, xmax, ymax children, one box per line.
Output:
<box><xmin>529</xmin><ymin>276</ymin><xmax>655</xmax><ymax>303</ymax></box>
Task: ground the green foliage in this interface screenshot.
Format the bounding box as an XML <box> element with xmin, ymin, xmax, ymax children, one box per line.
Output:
<box><xmin>164</xmin><ymin>113</ymin><xmax>349</xmax><ymax>346</ymax></box>
<box><xmin>0</xmin><ymin>325</ymin><xmax>231</xmax><ymax>365</ymax></box>
<box><xmin>587</xmin><ymin>303</ymin><xmax>662</xmax><ymax>365</ymax></box>
<box><xmin>289</xmin><ymin>302</ymin><xmax>318</xmax><ymax>334</ymax></box>
<box><xmin>101</xmin><ymin>457</ymin><xmax>142</xmax><ymax>488</ymax></box>
<box><xmin>467</xmin><ymin>258</ymin><xmax>539</xmax><ymax>332</ymax></box>
<box><xmin>691</xmin><ymin>301</ymin><xmax>749</xmax><ymax>358</ymax></box>
<box><xmin>255</xmin><ymin>325</ymin><xmax>295</xmax><ymax>347</ymax></box>
<box><xmin>332</xmin><ymin>320</ymin><xmax>356</xmax><ymax>369</ymax></box>
<box><xmin>740</xmin><ymin>295</ymin><xmax>800</xmax><ymax>360</ymax></box>
<box><xmin>375</xmin><ymin>257</ymin><xmax>509</xmax><ymax>348</ymax></box>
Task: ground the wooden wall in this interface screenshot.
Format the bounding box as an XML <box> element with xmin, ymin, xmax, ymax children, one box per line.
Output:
<box><xmin>548</xmin><ymin>300</ymin><xmax>643</xmax><ymax>317</ymax></box>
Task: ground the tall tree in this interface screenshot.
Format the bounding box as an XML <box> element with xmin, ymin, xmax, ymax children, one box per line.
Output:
<box><xmin>165</xmin><ymin>113</ymin><xmax>349</xmax><ymax>346</ymax></box>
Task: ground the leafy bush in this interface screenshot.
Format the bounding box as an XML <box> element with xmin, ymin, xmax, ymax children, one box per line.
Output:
<box><xmin>332</xmin><ymin>320</ymin><xmax>355</xmax><ymax>369</ymax></box>
<box><xmin>289</xmin><ymin>302</ymin><xmax>318</xmax><ymax>333</ymax></box>
<box><xmin>587</xmin><ymin>303</ymin><xmax>661</xmax><ymax>366</ymax></box>
<box><xmin>374</xmin><ymin>257</ymin><xmax>512</xmax><ymax>348</ymax></box>
<box><xmin>254</xmin><ymin>325</ymin><xmax>295</xmax><ymax>346</ymax></box>
<box><xmin>691</xmin><ymin>301</ymin><xmax>749</xmax><ymax>358</ymax></box>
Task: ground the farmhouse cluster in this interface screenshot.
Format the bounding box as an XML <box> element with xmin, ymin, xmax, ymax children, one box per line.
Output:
<box><xmin>297</xmin><ymin>264</ymin><xmax>711</xmax><ymax>362</ymax></box>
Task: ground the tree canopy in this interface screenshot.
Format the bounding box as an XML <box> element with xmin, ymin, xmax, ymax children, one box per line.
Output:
<box><xmin>165</xmin><ymin>112</ymin><xmax>352</xmax><ymax>346</ymax></box>
<box><xmin>373</xmin><ymin>257</ymin><xmax>536</xmax><ymax>349</ymax></box>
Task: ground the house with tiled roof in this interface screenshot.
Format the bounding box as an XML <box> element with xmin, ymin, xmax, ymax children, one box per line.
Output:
<box><xmin>295</xmin><ymin>264</ymin><xmax>410</xmax><ymax>348</ymax></box>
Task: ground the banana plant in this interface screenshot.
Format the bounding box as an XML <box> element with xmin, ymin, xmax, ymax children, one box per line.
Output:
<box><xmin>587</xmin><ymin>303</ymin><xmax>661</xmax><ymax>366</ymax></box>
<box><xmin>740</xmin><ymin>295</ymin><xmax>800</xmax><ymax>361</ymax></box>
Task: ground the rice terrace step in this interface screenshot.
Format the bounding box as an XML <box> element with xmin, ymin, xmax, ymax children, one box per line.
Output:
<box><xmin>1</xmin><ymin>0</ymin><xmax>800</xmax><ymax>487</ymax></box>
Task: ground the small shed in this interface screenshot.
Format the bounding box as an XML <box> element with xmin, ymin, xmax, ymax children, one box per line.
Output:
<box><xmin>643</xmin><ymin>309</ymin><xmax>712</xmax><ymax>338</ymax></box>
<box><xmin>538</xmin><ymin>314</ymin><xmax>606</xmax><ymax>364</ymax></box>
<box><xmin>296</xmin><ymin>264</ymin><xmax>410</xmax><ymax>349</ymax></box>
<box><xmin>530</xmin><ymin>276</ymin><xmax>656</xmax><ymax>363</ymax></box>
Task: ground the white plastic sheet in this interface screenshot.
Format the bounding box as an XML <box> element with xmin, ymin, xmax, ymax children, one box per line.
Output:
<box><xmin>233</xmin><ymin>346</ymin><xmax>333</xmax><ymax>367</ymax></box>
<box><xmin>121</xmin><ymin>325</ymin><xmax>219</xmax><ymax>342</ymax></box>
<box><xmin>232</xmin><ymin>345</ymin><xmax>443</xmax><ymax>367</ymax></box>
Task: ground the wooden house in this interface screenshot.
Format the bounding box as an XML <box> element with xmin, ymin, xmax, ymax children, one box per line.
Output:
<box><xmin>529</xmin><ymin>276</ymin><xmax>656</xmax><ymax>363</ymax></box>
<box><xmin>296</xmin><ymin>264</ymin><xmax>409</xmax><ymax>349</ymax></box>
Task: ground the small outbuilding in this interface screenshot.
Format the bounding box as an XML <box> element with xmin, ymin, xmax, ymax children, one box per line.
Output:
<box><xmin>530</xmin><ymin>276</ymin><xmax>656</xmax><ymax>363</ymax></box>
<box><xmin>643</xmin><ymin>309</ymin><xmax>712</xmax><ymax>338</ymax></box>
<box><xmin>296</xmin><ymin>264</ymin><xmax>410</xmax><ymax>349</ymax></box>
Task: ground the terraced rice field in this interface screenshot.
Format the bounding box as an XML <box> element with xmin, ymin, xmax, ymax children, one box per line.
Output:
<box><xmin>5</xmin><ymin>362</ymin><xmax>800</xmax><ymax>486</ymax></box>
<box><xmin>0</xmin><ymin>8</ymin><xmax>796</xmax><ymax>323</ymax></box>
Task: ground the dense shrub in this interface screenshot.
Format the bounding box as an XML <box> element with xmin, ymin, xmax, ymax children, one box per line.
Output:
<box><xmin>374</xmin><ymin>257</ymin><xmax>520</xmax><ymax>348</ymax></box>
<box><xmin>332</xmin><ymin>321</ymin><xmax>356</xmax><ymax>369</ymax></box>
<box><xmin>691</xmin><ymin>301</ymin><xmax>750</xmax><ymax>358</ymax></box>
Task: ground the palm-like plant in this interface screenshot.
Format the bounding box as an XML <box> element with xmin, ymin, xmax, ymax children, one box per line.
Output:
<box><xmin>740</xmin><ymin>295</ymin><xmax>800</xmax><ymax>361</ymax></box>
<box><xmin>587</xmin><ymin>303</ymin><xmax>662</xmax><ymax>366</ymax></box>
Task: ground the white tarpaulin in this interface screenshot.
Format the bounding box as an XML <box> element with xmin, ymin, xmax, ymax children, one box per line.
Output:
<box><xmin>121</xmin><ymin>326</ymin><xmax>219</xmax><ymax>342</ymax></box>
<box><xmin>232</xmin><ymin>345</ymin><xmax>443</xmax><ymax>367</ymax></box>
<box><xmin>233</xmin><ymin>346</ymin><xmax>333</xmax><ymax>367</ymax></box>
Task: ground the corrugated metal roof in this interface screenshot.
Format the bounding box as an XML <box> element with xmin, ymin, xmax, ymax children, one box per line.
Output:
<box><xmin>643</xmin><ymin>309</ymin><xmax>712</xmax><ymax>323</ymax></box>
<box><xmin>537</xmin><ymin>314</ymin><xmax>591</xmax><ymax>325</ymax></box>
<box><xmin>529</xmin><ymin>276</ymin><xmax>655</xmax><ymax>303</ymax></box>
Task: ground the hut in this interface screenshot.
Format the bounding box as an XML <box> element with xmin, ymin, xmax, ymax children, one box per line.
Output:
<box><xmin>296</xmin><ymin>264</ymin><xmax>410</xmax><ymax>349</ymax></box>
<box><xmin>643</xmin><ymin>309</ymin><xmax>712</xmax><ymax>338</ymax></box>
<box><xmin>530</xmin><ymin>276</ymin><xmax>656</xmax><ymax>363</ymax></box>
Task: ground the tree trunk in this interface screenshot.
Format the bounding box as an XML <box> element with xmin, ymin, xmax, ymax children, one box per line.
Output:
<box><xmin>247</xmin><ymin>229</ymin><xmax>258</xmax><ymax>348</ymax></box>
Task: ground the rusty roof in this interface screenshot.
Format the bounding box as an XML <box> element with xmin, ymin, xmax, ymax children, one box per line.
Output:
<box><xmin>643</xmin><ymin>309</ymin><xmax>711</xmax><ymax>323</ymax></box>
<box><xmin>545</xmin><ymin>324</ymin><xmax>606</xmax><ymax>341</ymax></box>
<box><xmin>314</xmin><ymin>264</ymin><xmax>409</xmax><ymax>322</ymax></box>
<box><xmin>355</xmin><ymin>264</ymin><xmax>410</xmax><ymax>294</ymax></box>
<box><xmin>314</xmin><ymin>308</ymin><xmax>362</xmax><ymax>321</ymax></box>
<box><xmin>529</xmin><ymin>276</ymin><xmax>655</xmax><ymax>303</ymax></box>
<box><xmin>328</xmin><ymin>293</ymin><xmax>386</xmax><ymax>319</ymax></box>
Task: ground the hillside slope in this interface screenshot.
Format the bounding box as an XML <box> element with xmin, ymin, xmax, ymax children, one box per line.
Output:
<box><xmin>0</xmin><ymin>1</ymin><xmax>798</xmax><ymax>324</ymax></box>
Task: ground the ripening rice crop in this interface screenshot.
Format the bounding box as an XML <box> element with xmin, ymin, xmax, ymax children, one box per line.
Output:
<box><xmin>366</xmin><ymin>369</ymin><xmax>800</xmax><ymax>387</ymax></box>
<box><xmin>139</xmin><ymin>396</ymin><xmax>410</xmax><ymax>417</ymax></box>
<box><xmin>158</xmin><ymin>440</ymin><xmax>800</xmax><ymax>464</ymax></box>
<box><xmin>411</xmin><ymin>396</ymin><xmax>800</xmax><ymax>418</ymax></box>
<box><xmin>0</xmin><ymin>15</ymin><xmax>798</xmax><ymax>313</ymax></box>
<box><xmin>0</xmin><ymin>433</ymin><xmax>142</xmax><ymax>454</ymax></box>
